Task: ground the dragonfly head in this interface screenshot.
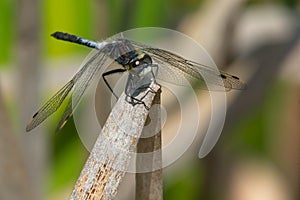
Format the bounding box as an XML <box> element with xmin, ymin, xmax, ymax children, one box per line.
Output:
<box><xmin>128</xmin><ymin>53</ymin><xmax>152</xmax><ymax>69</ymax></box>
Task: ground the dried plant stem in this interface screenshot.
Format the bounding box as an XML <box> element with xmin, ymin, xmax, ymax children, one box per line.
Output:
<box><xmin>70</xmin><ymin>83</ymin><xmax>160</xmax><ymax>200</ymax></box>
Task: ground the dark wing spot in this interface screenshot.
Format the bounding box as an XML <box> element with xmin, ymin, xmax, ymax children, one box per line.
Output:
<box><xmin>231</xmin><ymin>75</ymin><xmax>240</xmax><ymax>80</ymax></box>
<box><xmin>220</xmin><ymin>74</ymin><xmax>227</xmax><ymax>79</ymax></box>
<box><xmin>32</xmin><ymin>112</ymin><xmax>38</xmax><ymax>118</ymax></box>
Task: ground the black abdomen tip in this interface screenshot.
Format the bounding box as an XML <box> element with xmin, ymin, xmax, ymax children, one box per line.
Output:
<box><xmin>220</xmin><ymin>74</ymin><xmax>227</xmax><ymax>79</ymax></box>
<box><xmin>51</xmin><ymin>31</ymin><xmax>64</xmax><ymax>39</ymax></box>
<box><xmin>51</xmin><ymin>31</ymin><xmax>78</xmax><ymax>43</ymax></box>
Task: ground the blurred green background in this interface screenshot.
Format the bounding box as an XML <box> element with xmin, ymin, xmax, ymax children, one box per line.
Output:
<box><xmin>0</xmin><ymin>0</ymin><xmax>299</xmax><ymax>200</ymax></box>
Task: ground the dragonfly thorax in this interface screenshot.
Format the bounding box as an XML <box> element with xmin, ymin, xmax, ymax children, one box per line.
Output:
<box><xmin>114</xmin><ymin>50</ymin><xmax>137</xmax><ymax>67</ymax></box>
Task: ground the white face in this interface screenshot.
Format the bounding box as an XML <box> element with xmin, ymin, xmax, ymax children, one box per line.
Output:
<box><xmin>129</xmin><ymin>63</ymin><xmax>153</xmax><ymax>77</ymax></box>
<box><xmin>138</xmin><ymin>65</ymin><xmax>152</xmax><ymax>77</ymax></box>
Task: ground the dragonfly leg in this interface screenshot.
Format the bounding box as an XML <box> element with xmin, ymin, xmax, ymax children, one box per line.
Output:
<box><xmin>102</xmin><ymin>68</ymin><xmax>126</xmax><ymax>99</ymax></box>
<box><xmin>126</xmin><ymin>95</ymin><xmax>150</xmax><ymax>110</ymax></box>
<box><xmin>125</xmin><ymin>85</ymin><xmax>158</xmax><ymax>110</ymax></box>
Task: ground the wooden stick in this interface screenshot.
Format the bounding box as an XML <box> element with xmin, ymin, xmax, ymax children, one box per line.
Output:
<box><xmin>136</xmin><ymin>89</ymin><xmax>162</xmax><ymax>200</ymax></box>
<box><xmin>70</xmin><ymin>83</ymin><xmax>160</xmax><ymax>200</ymax></box>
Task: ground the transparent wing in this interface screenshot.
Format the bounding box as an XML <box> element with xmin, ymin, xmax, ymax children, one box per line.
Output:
<box><xmin>25</xmin><ymin>80</ymin><xmax>75</xmax><ymax>131</ymax></box>
<box><xmin>56</xmin><ymin>51</ymin><xmax>108</xmax><ymax>131</ymax></box>
<box><xmin>55</xmin><ymin>98</ymin><xmax>73</xmax><ymax>132</ymax></box>
<box><xmin>130</xmin><ymin>40</ymin><xmax>246</xmax><ymax>91</ymax></box>
<box><xmin>26</xmin><ymin>50</ymin><xmax>103</xmax><ymax>132</ymax></box>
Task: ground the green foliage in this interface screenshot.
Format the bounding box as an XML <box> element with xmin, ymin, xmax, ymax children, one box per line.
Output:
<box><xmin>247</xmin><ymin>0</ymin><xmax>298</xmax><ymax>8</ymax></box>
<box><xmin>130</xmin><ymin>1</ymin><xmax>167</xmax><ymax>28</ymax></box>
<box><xmin>0</xmin><ymin>0</ymin><xmax>14</xmax><ymax>66</ymax></box>
<box><xmin>47</xmin><ymin>118</ymin><xmax>88</xmax><ymax>192</ymax></box>
<box><xmin>164</xmin><ymin>162</ymin><xmax>203</xmax><ymax>200</ymax></box>
<box><xmin>230</xmin><ymin>108</ymin><xmax>267</xmax><ymax>155</ymax></box>
<box><xmin>227</xmin><ymin>81</ymin><xmax>288</xmax><ymax>157</ymax></box>
<box><xmin>43</xmin><ymin>0</ymin><xmax>94</xmax><ymax>57</ymax></box>
<box><xmin>107</xmin><ymin>0</ymin><xmax>203</xmax><ymax>32</ymax></box>
<box><xmin>106</xmin><ymin>0</ymin><xmax>168</xmax><ymax>32</ymax></box>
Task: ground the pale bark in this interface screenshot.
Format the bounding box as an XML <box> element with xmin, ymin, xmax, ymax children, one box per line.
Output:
<box><xmin>70</xmin><ymin>83</ymin><xmax>160</xmax><ymax>200</ymax></box>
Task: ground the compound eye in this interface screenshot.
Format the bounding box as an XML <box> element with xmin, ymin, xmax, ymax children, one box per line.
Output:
<box><xmin>130</xmin><ymin>53</ymin><xmax>152</xmax><ymax>68</ymax></box>
<box><xmin>142</xmin><ymin>54</ymin><xmax>152</xmax><ymax>64</ymax></box>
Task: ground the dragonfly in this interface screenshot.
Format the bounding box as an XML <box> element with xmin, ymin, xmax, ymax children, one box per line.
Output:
<box><xmin>25</xmin><ymin>32</ymin><xmax>246</xmax><ymax>132</ymax></box>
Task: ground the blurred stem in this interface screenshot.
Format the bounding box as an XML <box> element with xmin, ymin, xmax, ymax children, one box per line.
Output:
<box><xmin>0</xmin><ymin>84</ymin><xmax>34</xmax><ymax>200</ymax></box>
<box><xmin>17</xmin><ymin>0</ymin><xmax>47</xmax><ymax>199</ymax></box>
<box><xmin>136</xmin><ymin>89</ymin><xmax>162</xmax><ymax>200</ymax></box>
